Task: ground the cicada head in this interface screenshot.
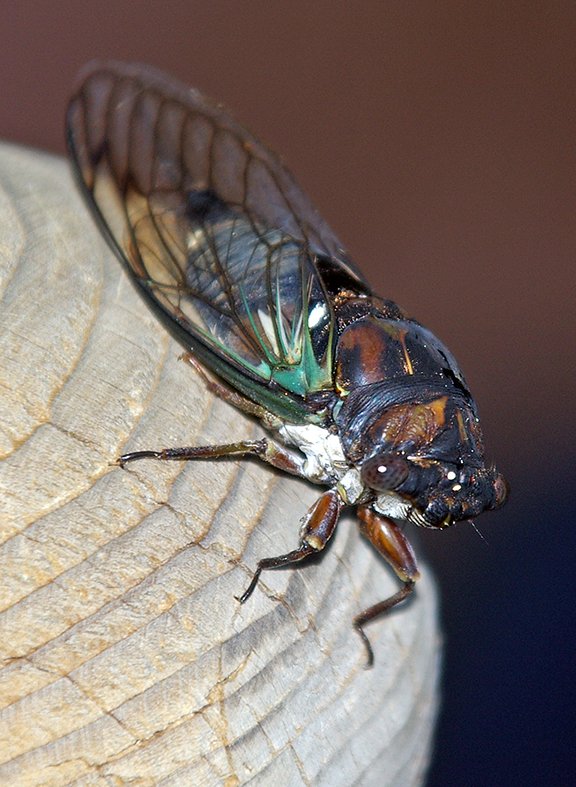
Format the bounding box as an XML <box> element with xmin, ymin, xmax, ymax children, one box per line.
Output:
<box><xmin>336</xmin><ymin>380</ymin><xmax>508</xmax><ymax>528</ymax></box>
<box><xmin>360</xmin><ymin>451</ymin><xmax>508</xmax><ymax>528</ymax></box>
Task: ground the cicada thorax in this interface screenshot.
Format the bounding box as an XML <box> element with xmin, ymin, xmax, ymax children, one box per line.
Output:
<box><xmin>330</xmin><ymin>295</ymin><xmax>498</xmax><ymax>524</ymax></box>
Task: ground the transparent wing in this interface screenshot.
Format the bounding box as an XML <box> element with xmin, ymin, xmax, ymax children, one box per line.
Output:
<box><xmin>66</xmin><ymin>61</ymin><xmax>369</xmax><ymax>419</ymax></box>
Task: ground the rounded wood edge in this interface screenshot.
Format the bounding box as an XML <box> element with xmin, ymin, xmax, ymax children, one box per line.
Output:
<box><xmin>0</xmin><ymin>143</ymin><xmax>441</xmax><ymax>786</ymax></box>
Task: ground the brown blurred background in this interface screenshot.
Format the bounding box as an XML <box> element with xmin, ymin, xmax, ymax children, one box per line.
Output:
<box><xmin>2</xmin><ymin>2</ymin><xmax>574</xmax><ymax>784</ymax></box>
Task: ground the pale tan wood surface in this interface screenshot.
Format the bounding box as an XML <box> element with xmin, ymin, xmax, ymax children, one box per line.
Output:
<box><xmin>0</xmin><ymin>144</ymin><xmax>441</xmax><ymax>786</ymax></box>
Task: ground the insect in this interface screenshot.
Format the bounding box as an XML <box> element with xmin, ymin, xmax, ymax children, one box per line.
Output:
<box><xmin>67</xmin><ymin>61</ymin><xmax>508</xmax><ymax>665</ymax></box>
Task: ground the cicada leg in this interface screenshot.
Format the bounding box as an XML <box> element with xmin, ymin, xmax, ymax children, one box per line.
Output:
<box><xmin>117</xmin><ymin>437</ymin><xmax>307</xmax><ymax>478</ymax></box>
<box><xmin>237</xmin><ymin>488</ymin><xmax>343</xmax><ymax>603</ymax></box>
<box><xmin>354</xmin><ymin>506</ymin><xmax>420</xmax><ymax>667</ymax></box>
<box><xmin>180</xmin><ymin>352</ymin><xmax>276</xmax><ymax>424</ymax></box>
<box><xmin>118</xmin><ymin>352</ymin><xmax>305</xmax><ymax>474</ymax></box>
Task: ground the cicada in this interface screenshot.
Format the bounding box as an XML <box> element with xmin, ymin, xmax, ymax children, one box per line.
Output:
<box><xmin>67</xmin><ymin>62</ymin><xmax>507</xmax><ymax>665</ymax></box>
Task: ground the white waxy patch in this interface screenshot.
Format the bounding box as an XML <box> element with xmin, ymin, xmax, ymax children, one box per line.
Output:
<box><xmin>307</xmin><ymin>302</ymin><xmax>327</xmax><ymax>328</ymax></box>
<box><xmin>446</xmin><ymin>470</ymin><xmax>457</xmax><ymax>481</ymax></box>
<box><xmin>337</xmin><ymin>468</ymin><xmax>365</xmax><ymax>505</ymax></box>
<box><xmin>373</xmin><ymin>491</ymin><xmax>411</xmax><ymax>521</ymax></box>
<box><xmin>277</xmin><ymin>423</ymin><xmax>349</xmax><ymax>483</ymax></box>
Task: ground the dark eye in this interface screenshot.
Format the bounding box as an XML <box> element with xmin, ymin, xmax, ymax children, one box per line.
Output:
<box><xmin>492</xmin><ymin>473</ymin><xmax>509</xmax><ymax>508</ymax></box>
<box><xmin>361</xmin><ymin>454</ymin><xmax>410</xmax><ymax>491</ymax></box>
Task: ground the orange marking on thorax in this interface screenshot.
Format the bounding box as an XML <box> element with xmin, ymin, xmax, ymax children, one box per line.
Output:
<box><xmin>377</xmin><ymin>396</ymin><xmax>448</xmax><ymax>447</ymax></box>
<box><xmin>456</xmin><ymin>409</ymin><xmax>468</xmax><ymax>443</ymax></box>
<box><xmin>398</xmin><ymin>331</ymin><xmax>414</xmax><ymax>375</ymax></box>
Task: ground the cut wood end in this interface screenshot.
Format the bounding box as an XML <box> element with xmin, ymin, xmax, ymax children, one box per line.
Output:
<box><xmin>0</xmin><ymin>144</ymin><xmax>441</xmax><ymax>786</ymax></box>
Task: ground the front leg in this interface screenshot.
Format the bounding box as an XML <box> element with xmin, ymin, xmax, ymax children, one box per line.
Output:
<box><xmin>353</xmin><ymin>505</ymin><xmax>420</xmax><ymax>667</ymax></box>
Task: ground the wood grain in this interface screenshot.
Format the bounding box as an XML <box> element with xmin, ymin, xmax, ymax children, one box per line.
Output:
<box><xmin>0</xmin><ymin>144</ymin><xmax>441</xmax><ymax>786</ymax></box>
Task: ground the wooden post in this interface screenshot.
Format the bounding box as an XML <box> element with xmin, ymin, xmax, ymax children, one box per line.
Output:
<box><xmin>0</xmin><ymin>144</ymin><xmax>441</xmax><ymax>786</ymax></box>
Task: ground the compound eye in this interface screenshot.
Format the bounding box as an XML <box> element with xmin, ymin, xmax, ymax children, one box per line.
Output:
<box><xmin>361</xmin><ymin>454</ymin><xmax>410</xmax><ymax>492</ymax></box>
<box><xmin>492</xmin><ymin>473</ymin><xmax>509</xmax><ymax>508</ymax></box>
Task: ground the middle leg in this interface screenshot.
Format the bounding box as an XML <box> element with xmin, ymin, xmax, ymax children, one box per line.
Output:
<box><xmin>237</xmin><ymin>487</ymin><xmax>344</xmax><ymax>603</ymax></box>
